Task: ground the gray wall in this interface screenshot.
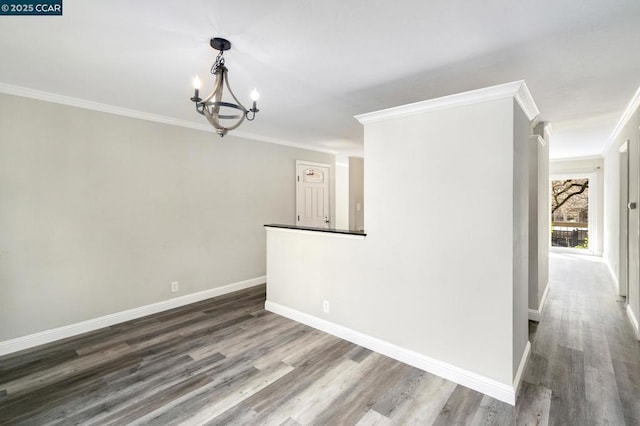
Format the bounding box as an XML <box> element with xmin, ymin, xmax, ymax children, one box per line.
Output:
<box><xmin>0</xmin><ymin>93</ymin><xmax>333</xmax><ymax>341</ymax></box>
<box><xmin>348</xmin><ymin>156</ymin><xmax>364</xmax><ymax>231</ymax></box>
<box><xmin>512</xmin><ymin>101</ymin><xmax>530</xmax><ymax>376</ymax></box>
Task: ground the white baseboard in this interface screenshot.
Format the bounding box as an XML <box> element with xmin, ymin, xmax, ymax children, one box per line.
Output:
<box><xmin>0</xmin><ymin>276</ymin><xmax>266</xmax><ymax>357</ymax></box>
<box><xmin>626</xmin><ymin>304</ymin><xmax>640</xmax><ymax>341</ymax></box>
<box><xmin>605</xmin><ymin>260</ymin><xmax>621</xmax><ymax>294</ymax></box>
<box><xmin>528</xmin><ymin>282</ymin><xmax>550</xmax><ymax>322</ymax></box>
<box><xmin>265</xmin><ymin>300</ymin><xmax>519</xmax><ymax>405</ymax></box>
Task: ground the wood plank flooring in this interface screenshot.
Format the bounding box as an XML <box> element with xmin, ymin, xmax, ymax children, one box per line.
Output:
<box><xmin>1</xmin><ymin>253</ymin><xmax>639</xmax><ymax>425</ymax></box>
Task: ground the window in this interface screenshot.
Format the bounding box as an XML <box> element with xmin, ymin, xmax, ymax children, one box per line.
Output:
<box><xmin>303</xmin><ymin>168</ymin><xmax>324</xmax><ymax>183</ymax></box>
<box><xmin>551</xmin><ymin>178</ymin><xmax>589</xmax><ymax>249</ymax></box>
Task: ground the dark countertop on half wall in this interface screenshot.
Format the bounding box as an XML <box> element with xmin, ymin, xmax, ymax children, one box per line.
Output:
<box><xmin>264</xmin><ymin>224</ymin><xmax>366</xmax><ymax>237</ymax></box>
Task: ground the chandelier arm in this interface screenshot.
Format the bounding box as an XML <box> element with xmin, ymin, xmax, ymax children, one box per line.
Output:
<box><xmin>203</xmin><ymin>107</ymin><xmax>225</xmax><ymax>132</ymax></box>
<box><xmin>204</xmin><ymin>68</ymin><xmax>247</xmax><ymax>133</ymax></box>
<box><xmin>222</xmin><ymin>71</ymin><xmax>248</xmax><ymax>113</ymax></box>
<box><xmin>201</xmin><ymin>68</ymin><xmax>227</xmax><ymax>132</ymax></box>
<box><xmin>203</xmin><ymin>69</ymin><xmax>225</xmax><ymax>113</ymax></box>
<box><xmin>204</xmin><ymin>111</ymin><xmax>225</xmax><ymax>133</ymax></box>
<box><xmin>212</xmin><ymin>70</ymin><xmax>224</xmax><ymax>117</ymax></box>
<box><xmin>219</xmin><ymin>107</ymin><xmax>246</xmax><ymax>132</ymax></box>
<box><xmin>211</xmin><ymin>73</ymin><xmax>246</xmax><ymax>132</ymax></box>
<box><xmin>207</xmin><ymin>102</ymin><xmax>243</xmax><ymax>119</ymax></box>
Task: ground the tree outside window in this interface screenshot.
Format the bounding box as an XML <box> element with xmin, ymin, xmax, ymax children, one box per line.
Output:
<box><xmin>551</xmin><ymin>178</ymin><xmax>589</xmax><ymax>249</ymax></box>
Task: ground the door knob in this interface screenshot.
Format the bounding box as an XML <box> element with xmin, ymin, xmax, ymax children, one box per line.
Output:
<box><xmin>629</xmin><ymin>202</ymin><xmax>637</xmax><ymax>210</ymax></box>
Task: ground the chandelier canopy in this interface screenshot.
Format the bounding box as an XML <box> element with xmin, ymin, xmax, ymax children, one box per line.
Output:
<box><xmin>190</xmin><ymin>37</ymin><xmax>259</xmax><ymax>137</ymax></box>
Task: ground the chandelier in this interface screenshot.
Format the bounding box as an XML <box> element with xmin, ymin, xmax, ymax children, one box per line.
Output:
<box><xmin>190</xmin><ymin>37</ymin><xmax>259</xmax><ymax>137</ymax></box>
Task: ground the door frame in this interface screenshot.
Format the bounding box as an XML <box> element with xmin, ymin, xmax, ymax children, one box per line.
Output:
<box><xmin>295</xmin><ymin>160</ymin><xmax>332</xmax><ymax>227</ymax></box>
<box><xmin>620</xmin><ymin>140</ymin><xmax>629</xmax><ymax>297</ymax></box>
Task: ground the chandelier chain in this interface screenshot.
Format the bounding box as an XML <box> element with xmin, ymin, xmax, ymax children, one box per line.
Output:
<box><xmin>211</xmin><ymin>51</ymin><xmax>225</xmax><ymax>74</ymax></box>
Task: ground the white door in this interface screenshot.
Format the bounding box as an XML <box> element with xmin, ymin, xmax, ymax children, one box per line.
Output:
<box><xmin>296</xmin><ymin>161</ymin><xmax>330</xmax><ymax>228</ymax></box>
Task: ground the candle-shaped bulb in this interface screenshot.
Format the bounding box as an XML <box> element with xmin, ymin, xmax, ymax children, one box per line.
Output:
<box><xmin>250</xmin><ymin>88</ymin><xmax>260</xmax><ymax>101</ymax></box>
<box><xmin>193</xmin><ymin>75</ymin><xmax>201</xmax><ymax>90</ymax></box>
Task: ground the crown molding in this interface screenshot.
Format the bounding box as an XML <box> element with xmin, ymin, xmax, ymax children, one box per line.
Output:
<box><xmin>513</xmin><ymin>81</ymin><xmax>540</xmax><ymax>121</ymax></box>
<box><xmin>550</xmin><ymin>154</ymin><xmax>604</xmax><ymax>163</ymax></box>
<box><xmin>354</xmin><ymin>81</ymin><xmax>540</xmax><ymax>125</ymax></box>
<box><xmin>228</xmin><ymin>130</ymin><xmax>338</xmax><ymax>155</ymax></box>
<box><xmin>0</xmin><ymin>82</ymin><xmax>214</xmax><ymax>131</ymax></box>
<box><xmin>0</xmin><ymin>82</ymin><xmax>337</xmax><ymax>155</ymax></box>
<box><xmin>602</xmin><ymin>84</ymin><xmax>640</xmax><ymax>155</ymax></box>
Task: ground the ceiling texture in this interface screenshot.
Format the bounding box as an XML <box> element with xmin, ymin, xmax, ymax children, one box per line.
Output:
<box><xmin>1</xmin><ymin>0</ymin><xmax>639</xmax><ymax>158</ymax></box>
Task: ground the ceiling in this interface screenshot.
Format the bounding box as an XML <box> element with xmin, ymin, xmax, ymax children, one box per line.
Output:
<box><xmin>1</xmin><ymin>0</ymin><xmax>639</xmax><ymax>159</ymax></box>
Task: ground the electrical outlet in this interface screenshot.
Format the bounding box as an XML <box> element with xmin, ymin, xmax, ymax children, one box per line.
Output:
<box><xmin>322</xmin><ymin>300</ymin><xmax>330</xmax><ymax>314</ymax></box>
<box><xmin>171</xmin><ymin>281</ymin><xmax>179</xmax><ymax>293</ymax></box>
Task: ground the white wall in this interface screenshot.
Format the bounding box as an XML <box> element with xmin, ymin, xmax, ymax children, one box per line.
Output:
<box><xmin>528</xmin><ymin>137</ymin><xmax>541</xmax><ymax>313</ymax></box>
<box><xmin>512</xmin><ymin>101</ymin><xmax>530</xmax><ymax>376</ymax></box>
<box><xmin>267</xmin><ymin>86</ymin><xmax>535</xmax><ymax>403</ymax></box>
<box><xmin>550</xmin><ymin>157</ymin><xmax>604</xmax><ymax>256</ymax></box>
<box><xmin>539</xmin><ymin>125</ymin><xmax>551</xmax><ymax>304</ymax></box>
<box><xmin>349</xmin><ymin>157</ymin><xmax>364</xmax><ymax>231</ymax></box>
<box><xmin>0</xmin><ymin>92</ymin><xmax>334</xmax><ymax>342</ymax></box>
<box><xmin>334</xmin><ymin>156</ymin><xmax>350</xmax><ymax>229</ymax></box>
<box><xmin>603</xmin><ymin>93</ymin><xmax>640</xmax><ymax>338</ymax></box>
<box><xmin>604</xmin><ymin>147</ymin><xmax>622</xmax><ymax>287</ymax></box>
<box><xmin>528</xmin><ymin>123</ymin><xmax>550</xmax><ymax>316</ymax></box>
<box><xmin>364</xmin><ymin>102</ymin><xmax>518</xmax><ymax>384</ymax></box>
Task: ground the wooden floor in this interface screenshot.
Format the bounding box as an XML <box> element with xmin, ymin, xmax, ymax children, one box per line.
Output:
<box><xmin>1</xmin><ymin>253</ymin><xmax>639</xmax><ymax>425</ymax></box>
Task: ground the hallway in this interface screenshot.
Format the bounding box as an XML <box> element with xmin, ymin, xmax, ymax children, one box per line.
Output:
<box><xmin>523</xmin><ymin>252</ymin><xmax>640</xmax><ymax>424</ymax></box>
